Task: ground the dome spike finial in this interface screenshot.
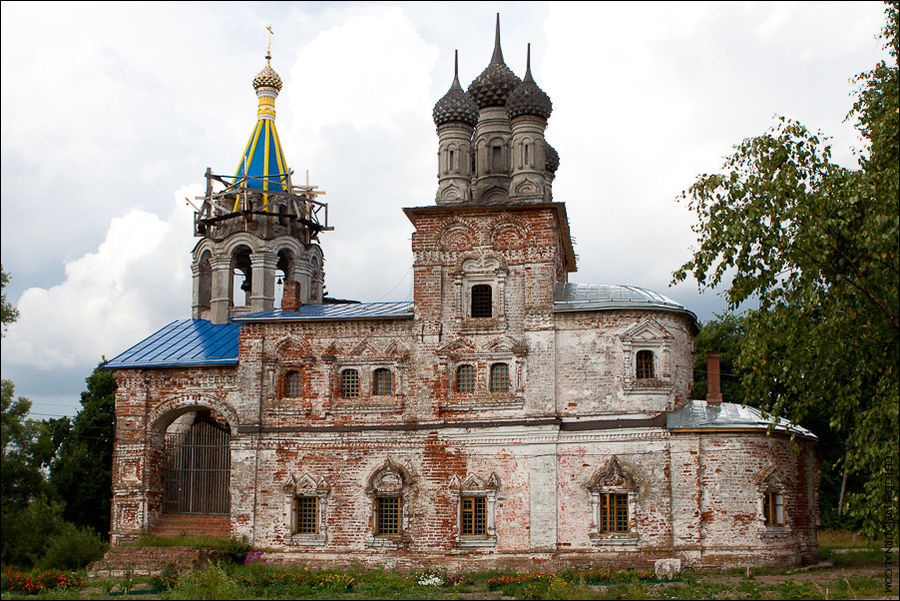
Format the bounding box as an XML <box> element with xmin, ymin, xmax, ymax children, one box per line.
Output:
<box><xmin>452</xmin><ymin>49</ymin><xmax>461</xmax><ymax>88</ymax></box>
<box><xmin>524</xmin><ymin>42</ymin><xmax>534</xmax><ymax>83</ymax></box>
<box><xmin>265</xmin><ymin>24</ymin><xmax>274</xmax><ymax>61</ymax></box>
<box><xmin>490</xmin><ymin>13</ymin><xmax>504</xmax><ymax>65</ymax></box>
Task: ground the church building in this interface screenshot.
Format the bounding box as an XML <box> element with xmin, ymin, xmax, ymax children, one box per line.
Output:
<box><xmin>104</xmin><ymin>19</ymin><xmax>820</xmax><ymax>569</ymax></box>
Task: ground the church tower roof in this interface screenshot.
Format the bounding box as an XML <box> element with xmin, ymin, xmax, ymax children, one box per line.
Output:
<box><xmin>433</xmin><ymin>50</ymin><xmax>479</xmax><ymax>127</ymax></box>
<box><xmin>234</xmin><ymin>29</ymin><xmax>290</xmax><ymax>195</ymax></box>
<box><xmin>507</xmin><ymin>44</ymin><xmax>552</xmax><ymax>120</ymax></box>
<box><xmin>466</xmin><ymin>14</ymin><xmax>521</xmax><ymax>109</ymax></box>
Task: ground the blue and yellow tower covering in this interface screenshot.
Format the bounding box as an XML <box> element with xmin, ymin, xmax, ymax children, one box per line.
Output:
<box><xmin>232</xmin><ymin>46</ymin><xmax>290</xmax><ymax>208</ymax></box>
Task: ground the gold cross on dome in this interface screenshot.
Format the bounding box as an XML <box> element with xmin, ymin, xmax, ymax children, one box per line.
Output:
<box><xmin>266</xmin><ymin>25</ymin><xmax>274</xmax><ymax>56</ymax></box>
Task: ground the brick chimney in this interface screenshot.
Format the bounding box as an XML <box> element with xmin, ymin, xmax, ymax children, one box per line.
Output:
<box><xmin>281</xmin><ymin>280</ymin><xmax>301</xmax><ymax>313</ymax></box>
<box><xmin>706</xmin><ymin>352</ymin><xmax>723</xmax><ymax>405</ymax></box>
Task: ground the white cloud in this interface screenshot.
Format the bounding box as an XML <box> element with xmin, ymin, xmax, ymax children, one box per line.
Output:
<box><xmin>2</xmin><ymin>186</ymin><xmax>197</xmax><ymax>370</ymax></box>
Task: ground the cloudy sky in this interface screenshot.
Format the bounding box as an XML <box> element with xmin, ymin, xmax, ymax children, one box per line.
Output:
<box><xmin>1</xmin><ymin>1</ymin><xmax>889</xmax><ymax>419</ymax></box>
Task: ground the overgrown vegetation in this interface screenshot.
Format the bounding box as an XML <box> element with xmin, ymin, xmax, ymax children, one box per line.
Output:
<box><xmin>130</xmin><ymin>535</ymin><xmax>252</xmax><ymax>565</ymax></box>
<box><xmin>674</xmin><ymin>2</ymin><xmax>899</xmax><ymax>542</ymax></box>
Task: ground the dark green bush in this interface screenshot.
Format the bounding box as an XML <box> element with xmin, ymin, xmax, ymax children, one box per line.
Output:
<box><xmin>39</xmin><ymin>522</ymin><xmax>107</xmax><ymax>570</ymax></box>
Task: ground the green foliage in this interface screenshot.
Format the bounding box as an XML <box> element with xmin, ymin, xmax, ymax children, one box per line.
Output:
<box><xmin>1</xmin><ymin>496</ymin><xmax>67</xmax><ymax>567</ymax></box>
<box><xmin>38</xmin><ymin>522</ymin><xmax>107</xmax><ymax>570</ymax></box>
<box><xmin>149</xmin><ymin>565</ymin><xmax>181</xmax><ymax>592</ymax></box>
<box><xmin>48</xmin><ymin>364</ymin><xmax>117</xmax><ymax>537</ymax></box>
<box><xmin>1</xmin><ymin>265</ymin><xmax>18</xmax><ymax>334</ymax></box>
<box><xmin>674</xmin><ymin>3</ymin><xmax>899</xmax><ymax>542</ymax></box>
<box><xmin>692</xmin><ymin>314</ymin><xmax>746</xmax><ymax>403</ymax></box>
<box><xmin>163</xmin><ymin>563</ymin><xmax>244</xmax><ymax>600</ymax></box>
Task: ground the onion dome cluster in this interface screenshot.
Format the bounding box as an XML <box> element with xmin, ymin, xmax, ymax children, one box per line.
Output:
<box><xmin>507</xmin><ymin>46</ymin><xmax>552</xmax><ymax>120</ymax></box>
<box><xmin>433</xmin><ymin>53</ymin><xmax>479</xmax><ymax>127</ymax></box>
<box><xmin>467</xmin><ymin>60</ymin><xmax>521</xmax><ymax>109</ymax></box>
<box><xmin>253</xmin><ymin>58</ymin><xmax>283</xmax><ymax>92</ymax></box>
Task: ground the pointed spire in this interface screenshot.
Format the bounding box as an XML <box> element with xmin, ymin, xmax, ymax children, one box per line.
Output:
<box><xmin>490</xmin><ymin>13</ymin><xmax>504</xmax><ymax>65</ymax></box>
<box><xmin>451</xmin><ymin>49</ymin><xmax>462</xmax><ymax>89</ymax></box>
<box><xmin>523</xmin><ymin>43</ymin><xmax>534</xmax><ymax>83</ymax></box>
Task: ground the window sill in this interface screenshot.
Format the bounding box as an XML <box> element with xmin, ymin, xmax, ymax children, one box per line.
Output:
<box><xmin>290</xmin><ymin>534</ymin><xmax>326</xmax><ymax>547</ymax></box>
<box><xmin>589</xmin><ymin>532</ymin><xmax>640</xmax><ymax>547</ymax></box>
<box><xmin>457</xmin><ymin>536</ymin><xmax>497</xmax><ymax>548</ymax></box>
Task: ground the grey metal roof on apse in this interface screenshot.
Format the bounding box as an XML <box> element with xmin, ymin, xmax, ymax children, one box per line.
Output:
<box><xmin>553</xmin><ymin>283</ymin><xmax>697</xmax><ymax>321</ymax></box>
<box><xmin>234</xmin><ymin>302</ymin><xmax>415</xmax><ymax>322</ymax></box>
<box><xmin>667</xmin><ymin>400</ymin><xmax>816</xmax><ymax>439</ymax></box>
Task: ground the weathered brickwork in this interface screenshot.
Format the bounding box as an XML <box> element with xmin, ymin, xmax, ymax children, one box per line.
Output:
<box><xmin>106</xmin><ymin>23</ymin><xmax>819</xmax><ymax>570</ymax></box>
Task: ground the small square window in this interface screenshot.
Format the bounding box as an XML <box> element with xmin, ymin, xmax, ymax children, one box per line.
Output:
<box><xmin>490</xmin><ymin>363</ymin><xmax>509</xmax><ymax>392</ymax></box>
<box><xmin>285</xmin><ymin>371</ymin><xmax>302</xmax><ymax>397</ymax></box>
<box><xmin>764</xmin><ymin>492</ymin><xmax>784</xmax><ymax>526</ymax></box>
<box><xmin>375</xmin><ymin>497</ymin><xmax>400</xmax><ymax>536</ymax></box>
<box><xmin>599</xmin><ymin>493</ymin><xmax>629</xmax><ymax>533</ymax></box>
<box><xmin>292</xmin><ymin>496</ymin><xmax>318</xmax><ymax>535</ymax></box>
<box><xmin>461</xmin><ymin>496</ymin><xmax>486</xmax><ymax>536</ymax></box>
<box><xmin>341</xmin><ymin>369</ymin><xmax>359</xmax><ymax>398</ymax></box>
<box><xmin>636</xmin><ymin>350</ymin><xmax>654</xmax><ymax>379</ymax></box>
<box><xmin>373</xmin><ymin>368</ymin><xmax>392</xmax><ymax>395</ymax></box>
<box><xmin>456</xmin><ymin>365</ymin><xmax>475</xmax><ymax>393</ymax></box>
<box><xmin>471</xmin><ymin>285</ymin><xmax>492</xmax><ymax>318</ymax></box>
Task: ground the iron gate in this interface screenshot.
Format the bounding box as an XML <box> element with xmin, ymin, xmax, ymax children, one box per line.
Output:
<box><xmin>162</xmin><ymin>419</ymin><xmax>231</xmax><ymax>514</ymax></box>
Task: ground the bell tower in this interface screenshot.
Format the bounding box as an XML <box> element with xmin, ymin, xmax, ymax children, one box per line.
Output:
<box><xmin>191</xmin><ymin>28</ymin><xmax>331</xmax><ymax>324</ymax></box>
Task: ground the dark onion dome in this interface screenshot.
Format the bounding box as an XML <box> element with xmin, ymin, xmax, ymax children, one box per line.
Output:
<box><xmin>507</xmin><ymin>44</ymin><xmax>552</xmax><ymax>120</ymax></box>
<box><xmin>545</xmin><ymin>141</ymin><xmax>559</xmax><ymax>172</ymax></box>
<box><xmin>433</xmin><ymin>50</ymin><xmax>479</xmax><ymax>127</ymax></box>
<box><xmin>467</xmin><ymin>14</ymin><xmax>521</xmax><ymax>109</ymax></box>
<box><xmin>253</xmin><ymin>53</ymin><xmax>283</xmax><ymax>92</ymax></box>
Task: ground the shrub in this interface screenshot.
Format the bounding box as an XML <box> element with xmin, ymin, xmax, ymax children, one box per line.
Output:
<box><xmin>150</xmin><ymin>564</ymin><xmax>180</xmax><ymax>592</ymax></box>
<box><xmin>1</xmin><ymin>568</ymin><xmax>82</xmax><ymax>594</ymax></box>
<box><xmin>163</xmin><ymin>563</ymin><xmax>243</xmax><ymax>600</ymax></box>
<box><xmin>39</xmin><ymin>522</ymin><xmax>107</xmax><ymax>570</ymax></box>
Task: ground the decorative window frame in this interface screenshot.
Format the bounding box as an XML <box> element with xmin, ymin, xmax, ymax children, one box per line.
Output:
<box><xmin>588</xmin><ymin>457</ymin><xmax>640</xmax><ymax>545</ymax></box>
<box><xmin>323</xmin><ymin>338</ymin><xmax>409</xmax><ymax>412</ymax></box>
<box><xmin>757</xmin><ymin>465</ymin><xmax>790</xmax><ymax>533</ymax></box>
<box><xmin>620</xmin><ymin>319</ymin><xmax>674</xmax><ymax>394</ymax></box>
<box><xmin>449</xmin><ymin>473</ymin><xmax>501</xmax><ymax>547</ymax></box>
<box><xmin>365</xmin><ymin>459</ymin><xmax>413</xmax><ymax>547</ymax></box>
<box><xmin>267</xmin><ymin>339</ymin><xmax>315</xmax><ymax>404</ymax></box>
<box><xmin>451</xmin><ymin>255</ymin><xmax>509</xmax><ymax>330</ymax></box>
<box><xmin>282</xmin><ymin>473</ymin><xmax>329</xmax><ymax>546</ymax></box>
<box><xmin>437</xmin><ymin>335</ymin><xmax>526</xmax><ymax>410</ymax></box>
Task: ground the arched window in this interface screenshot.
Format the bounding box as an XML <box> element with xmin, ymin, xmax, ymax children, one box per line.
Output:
<box><xmin>284</xmin><ymin>371</ymin><xmax>302</xmax><ymax>397</ymax></box>
<box><xmin>456</xmin><ymin>365</ymin><xmax>475</xmax><ymax>393</ymax></box>
<box><xmin>231</xmin><ymin>245</ymin><xmax>253</xmax><ymax>307</ymax></box>
<box><xmin>471</xmin><ymin>285</ymin><xmax>492</xmax><ymax>318</ymax></box>
<box><xmin>489</xmin><ymin>363</ymin><xmax>509</xmax><ymax>393</ymax></box>
<box><xmin>340</xmin><ymin>369</ymin><xmax>359</xmax><ymax>398</ymax></box>
<box><xmin>373</xmin><ymin>368</ymin><xmax>392</xmax><ymax>395</ymax></box>
<box><xmin>636</xmin><ymin>350</ymin><xmax>654</xmax><ymax>379</ymax></box>
<box><xmin>198</xmin><ymin>251</ymin><xmax>212</xmax><ymax>309</ymax></box>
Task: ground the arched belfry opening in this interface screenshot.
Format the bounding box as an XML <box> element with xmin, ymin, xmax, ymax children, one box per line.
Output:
<box><xmin>275</xmin><ymin>248</ymin><xmax>297</xmax><ymax>310</ymax></box>
<box><xmin>161</xmin><ymin>409</ymin><xmax>232</xmax><ymax>516</ymax></box>
<box><xmin>231</xmin><ymin>245</ymin><xmax>253</xmax><ymax>308</ymax></box>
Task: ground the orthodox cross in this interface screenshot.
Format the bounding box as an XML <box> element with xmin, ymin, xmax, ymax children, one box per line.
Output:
<box><xmin>266</xmin><ymin>25</ymin><xmax>274</xmax><ymax>57</ymax></box>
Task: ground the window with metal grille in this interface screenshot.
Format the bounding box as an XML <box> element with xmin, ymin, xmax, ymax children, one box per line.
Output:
<box><xmin>490</xmin><ymin>363</ymin><xmax>509</xmax><ymax>393</ymax></box>
<box><xmin>285</xmin><ymin>371</ymin><xmax>302</xmax><ymax>397</ymax></box>
<box><xmin>375</xmin><ymin>497</ymin><xmax>400</xmax><ymax>536</ymax></box>
<box><xmin>461</xmin><ymin>496</ymin><xmax>486</xmax><ymax>536</ymax></box>
<box><xmin>292</xmin><ymin>496</ymin><xmax>317</xmax><ymax>534</ymax></box>
<box><xmin>373</xmin><ymin>368</ymin><xmax>392</xmax><ymax>395</ymax></box>
<box><xmin>341</xmin><ymin>369</ymin><xmax>359</xmax><ymax>398</ymax></box>
<box><xmin>471</xmin><ymin>284</ymin><xmax>492</xmax><ymax>318</ymax></box>
<box><xmin>764</xmin><ymin>492</ymin><xmax>785</xmax><ymax>526</ymax></box>
<box><xmin>599</xmin><ymin>493</ymin><xmax>629</xmax><ymax>533</ymax></box>
<box><xmin>636</xmin><ymin>350</ymin><xmax>654</xmax><ymax>379</ymax></box>
<box><xmin>456</xmin><ymin>365</ymin><xmax>475</xmax><ymax>393</ymax></box>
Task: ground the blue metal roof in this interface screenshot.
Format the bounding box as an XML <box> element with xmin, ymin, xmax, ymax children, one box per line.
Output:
<box><xmin>104</xmin><ymin>319</ymin><xmax>240</xmax><ymax>369</ymax></box>
<box><xmin>234</xmin><ymin>302</ymin><xmax>414</xmax><ymax>322</ymax></box>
